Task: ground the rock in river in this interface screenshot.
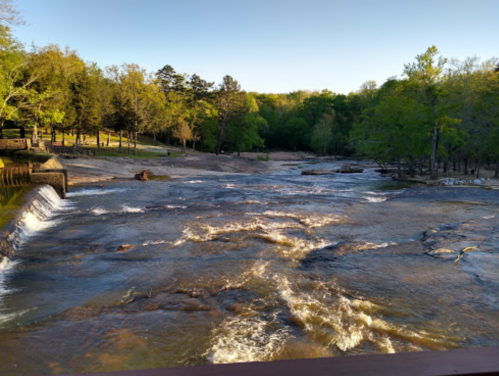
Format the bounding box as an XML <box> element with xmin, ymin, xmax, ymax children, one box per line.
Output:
<box><xmin>135</xmin><ymin>170</ymin><xmax>148</xmax><ymax>181</ymax></box>
<box><xmin>301</xmin><ymin>169</ymin><xmax>336</xmax><ymax>175</ymax></box>
<box><xmin>339</xmin><ymin>163</ymin><xmax>364</xmax><ymax>173</ymax></box>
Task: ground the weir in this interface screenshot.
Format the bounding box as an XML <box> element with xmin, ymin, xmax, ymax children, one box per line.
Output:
<box><xmin>0</xmin><ymin>184</ymin><xmax>62</xmax><ymax>259</ymax></box>
<box><xmin>0</xmin><ymin>155</ymin><xmax>67</xmax><ymax>198</ymax></box>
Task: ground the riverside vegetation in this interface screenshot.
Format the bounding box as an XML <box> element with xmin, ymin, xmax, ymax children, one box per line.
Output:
<box><xmin>0</xmin><ymin>1</ymin><xmax>497</xmax><ymax>179</ymax></box>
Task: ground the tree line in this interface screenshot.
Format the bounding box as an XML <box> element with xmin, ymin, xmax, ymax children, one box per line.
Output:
<box><xmin>0</xmin><ymin>1</ymin><xmax>498</xmax><ymax>179</ymax></box>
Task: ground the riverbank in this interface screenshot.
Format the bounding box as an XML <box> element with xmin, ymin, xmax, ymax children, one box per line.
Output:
<box><xmin>64</xmin><ymin>152</ymin><xmax>311</xmax><ymax>186</ymax></box>
<box><xmin>386</xmin><ymin>169</ymin><xmax>499</xmax><ymax>190</ymax></box>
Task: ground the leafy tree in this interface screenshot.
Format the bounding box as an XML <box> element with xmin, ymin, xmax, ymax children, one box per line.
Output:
<box><xmin>404</xmin><ymin>46</ymin><xmax>455</xmax><ymax>179</ymax></box>
<box><xmin>71</xmin><ymin>68</ymin><xmax>100</xmax><ymax>145</ymax></box>
<box><xmin>216</xmin><ymin>75</ymin><xmax>242</xmax><ymax>155</ymax></box>
<box><xmin>310</xmin><ymin>111</ymin><xmax>335</xmax><ymax>155</ymax></box>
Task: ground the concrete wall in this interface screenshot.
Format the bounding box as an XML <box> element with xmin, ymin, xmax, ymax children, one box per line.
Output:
<box><xmin>32</xmin><ymin>156</ymin><xmax>68</xmax><ymax>197</ymax></box>
<box><xmin>30</xmin><ymin>172</ymin><xmax>66</xmax><ymax>198</ymax></box>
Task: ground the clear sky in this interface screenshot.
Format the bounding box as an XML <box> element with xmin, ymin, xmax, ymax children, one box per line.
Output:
<box><xmin>12</xmin><ymin>0</ymin><xmax>499</xmax><ymax>94</ymax></box>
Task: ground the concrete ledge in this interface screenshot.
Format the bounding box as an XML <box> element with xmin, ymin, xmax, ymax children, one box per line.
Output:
<box><xmin>31</xmin><ymin>172</ymin><xmax>66</xmax><ymax>198</ymax></box>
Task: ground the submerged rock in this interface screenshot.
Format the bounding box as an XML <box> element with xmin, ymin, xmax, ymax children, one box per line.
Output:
<box><xmin>117</xmin><ymin>244</ymin><xmax>135</xmax><ymax>252</ymax></box>
<box><xmin>301</xmin><ymin>169</ymin><xmax>336</xmax><ymax>175</ymax></box>
<box><xmin>339</xmin><ymin>163</ymin><xmax>363</xmax><ymax>173</ymax></box>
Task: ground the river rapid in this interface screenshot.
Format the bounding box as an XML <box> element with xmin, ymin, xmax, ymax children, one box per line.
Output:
<box><xmin>1</xmin><ymin>161</ymin><xmax>499</xmax><ymax>375</ymax></box>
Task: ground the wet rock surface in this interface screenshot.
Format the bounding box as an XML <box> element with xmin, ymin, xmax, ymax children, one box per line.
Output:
<box><xmin>339</xmin><ymin>163</ymin><xmax>364</xmax><ymax>173</ymax></box>
<box><xmin>2</xmin><ymin>163</ymin><xmax>499</xmax><ymax>375</ymax></box>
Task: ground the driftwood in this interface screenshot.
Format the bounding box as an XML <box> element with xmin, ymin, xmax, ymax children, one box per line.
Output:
<box><xmin>455</xmin><ymin>245</ymin><xmax>480</xmax><ymax>264</ymax></box>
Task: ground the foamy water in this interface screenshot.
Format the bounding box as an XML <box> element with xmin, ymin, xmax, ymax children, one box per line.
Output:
<box><xmin>2</xmin><ymin>165</ymin><xmax>498</xmax><ymax>375</ymax></box>
<box><xmin>67</xmin><ymin>188</ymin><xmax>129</xmax><ymax>197</ymax></box>
<box><xmin>7</xmin><ymin>185</ymin><xmax>63</xmax><ymax>250</ymax></box>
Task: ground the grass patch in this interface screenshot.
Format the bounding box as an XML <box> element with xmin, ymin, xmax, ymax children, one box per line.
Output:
<box><xmin>84</xmin><ymin>147</ymin><xmax>163</xmax><ymax>159</ymax></box>
<box><xmin>13</xmin><ymin>150</ymin><xmax>53</xmax><ymax>163</ymax></box>
<box><xmin>148</xmin><ymin>174</ymin><xmax>170</xmax><ymax>181</ymax></box>
<box><xmin>257</xmin><ymin>152</ymin><xmax>270</xmax><ymax>162</ymax></box>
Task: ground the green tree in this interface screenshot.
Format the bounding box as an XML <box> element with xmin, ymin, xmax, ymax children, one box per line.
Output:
<box><xmin>404</xmin><ymin>46</ymin><xmax>452</xmax><ymax>179</ymax></box>
<box><xmin>216</xmin><ymin>75</ymin><xmax>242</xmax><ymax>155</ymax></box>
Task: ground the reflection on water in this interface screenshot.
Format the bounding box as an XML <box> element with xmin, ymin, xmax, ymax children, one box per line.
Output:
<box><xmin>1</xmin><ymin>161</ymin><xmax>499</xmax><ymax>375</ymax></box>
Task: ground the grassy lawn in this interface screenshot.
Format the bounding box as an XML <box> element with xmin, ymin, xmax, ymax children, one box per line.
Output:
<box><xmin>3</xmin><ymin>127</ymin><xmax>181</xmax><ymax>159</ymax></box>
<box><xmin>83</xmin><ymin>147</ymin><xmax>179</xmax><ymax>159</ymax></box>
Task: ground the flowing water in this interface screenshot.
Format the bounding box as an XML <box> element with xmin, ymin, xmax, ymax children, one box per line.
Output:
<box><xmin>1</xmin><ymin>161</ymin><xmax>499</xmax><ymax>375</ymax></box>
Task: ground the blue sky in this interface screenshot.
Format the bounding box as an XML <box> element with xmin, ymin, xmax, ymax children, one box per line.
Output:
<box><xmin>12</xmin><ymin>0</ymin><xmax>498</xmax><ymax>94</ymax></box>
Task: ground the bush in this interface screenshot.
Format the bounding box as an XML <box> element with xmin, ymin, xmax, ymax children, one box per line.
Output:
<box><xmin>257</xmin><ymin>152</ymin><xmax>270</xmax><ymax>161</ymax></box>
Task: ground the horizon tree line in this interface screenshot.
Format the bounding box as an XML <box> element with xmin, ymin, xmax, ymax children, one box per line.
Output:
<box><xmin>0</xmin><ymin>1</ymin><xmax>498</xmax><ymax>178</ymax></box>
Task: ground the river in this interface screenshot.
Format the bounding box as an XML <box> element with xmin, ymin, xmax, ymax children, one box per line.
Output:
<box><xmin>1</xmin><ymin>161</ymin><xmax>499</xmax><ymax>375</ymax></box>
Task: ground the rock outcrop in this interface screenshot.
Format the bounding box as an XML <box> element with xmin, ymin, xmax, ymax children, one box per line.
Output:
<box><xmin>135</xmin><ymin>170</ymin><xmax>148</xmax><ymax>181</ymax></box>
<box><xmin>339</xmin><ymin>163</ymin><xmax>364</xmax><ymax>173</ymax></box>
<box><xmin>301</xmin><ymin>170</ymin><xmax>336</xmax><ymax>175</ymax></box>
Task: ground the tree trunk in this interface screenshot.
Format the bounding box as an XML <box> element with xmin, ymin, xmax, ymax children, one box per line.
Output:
<box><xmin>430</xmin><ymin>106</ymin><xmax>439</xmax><ymax>179</ymax></box>
<box><xmin>419</xmin><ymin>157</ymin><xmax>423</xmax><ymax>176</ymax></box>
<box><xmin>97</xmin><ymin>131</ymin><xmax>100</xmax><ymax>151</ymax></box>
<box><xmin>127</xmin><ymin>131</ymin><xmax>131</xmax><ymax>154</ymax></box>
<box><xmin>216</xmin><ymin>116</ymin><xmax>227</xmax><ymax>156</ymax></box>
<box><xmin>192</xmin><ymin>139</ymin><xmax>196</xmax><ymax>151</ymax></box>
<box><xmin>476</xmin><ymin>155</ymin><xmax>481</xmax><ymax>179</ymax></box>
<box><xmin>397</xmin><ymin>155</ymin><xmax>402</xmax><ymax>179</ymax></box>
<box><xmin>32</xmin><ymin>123</ymin><xmax>38</xmax><ymax>144</ymax></box>
<box><xmin>107</xmin><ymin>131</ymin><xmax>111</xmax><ymax>146</ymax></box>
<box><xmin>119</xmin><ymin>130</ymin><xmax>122</xmax><ymax>153</ymax></box>
<box><xmin>495</xmin><ymin>158</ymin><xmax>499</xmax><ymax>179</ymax></box>
<box><xmin>134</xmin><ymin>132</ymin><xmax>137</xmax><ymax>155</ymax></box>
<box><xmin>62</xmin><ymin>131</ymin><xmax>65</xmax><ymax>147</ymax></box>
<box><xmin>20</xmin><ymin>126</ymin><xmax>25</xmax><ymax>139</ymax></box>
<box><xmin>75</xmin><ymin>130</ymin><xmax>81</xmax><ymax>146</ymax></box>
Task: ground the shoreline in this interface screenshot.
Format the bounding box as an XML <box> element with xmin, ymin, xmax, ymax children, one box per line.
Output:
<box><xmin>63</xmin><ymin>152</ymin><xmax>317</xmax><ymax>186</ymax></box>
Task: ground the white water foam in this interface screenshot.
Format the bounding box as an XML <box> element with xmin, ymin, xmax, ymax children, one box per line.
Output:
<box><xmin>274</xmin><ymin>276</ymin><xmax>453</xmax><ymax>353</ymax></box>
<box><xmin>363</xmin><ymin>196</ymin><xmax>388</xmax><ymax>203</ymax></box>
<box><xmin>184</xmin><ymin>180</ymin><xmax>203</xmax><ymax>184</ymax></box>
<box><xmin>91</xmin><ymin>206</ymin><xmax>108</xmax><ymax>216</ymax></box>
<box><xmin>67</xmin><ymin>188</ymin><xmax>129</xmax><ymax>197</ymax></box>
<box><xmin>141</xmin><ymin>240</ymin><xmax>172</xmax><ymax>246</ymax></box>
<box><xmin>166</xmin><ymin>205</ymin><xmax>187</xmax><ymax>209</ymax></box>
<box><xmin>7</xmin><ymin>185</ymin><xmax>62</xmax><ymax>250</ymax></box>
<box><xmin>121</xmin><ymin>205</ymin><xmax>144</xmax><ymax>213</ymax></box>
<box><xmin>206</xmin><ymin>314</ymin><xmax>291</xmax><ymax>364</ymax></box>
<box><xmin>0</xmin><ymin>258</ymin><xmax>20</xmax><ymax>324</ymax></box>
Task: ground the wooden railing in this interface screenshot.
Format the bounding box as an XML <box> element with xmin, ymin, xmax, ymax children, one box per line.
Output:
<box><xmin>55</xmin><ymin>347</ymin><xmax>499</xmax><ymax>376</ymax></box>
<box><xmin>0</xmin><ymin>138</ymin><xmax>28</xmax><ymax>150</ymax></box>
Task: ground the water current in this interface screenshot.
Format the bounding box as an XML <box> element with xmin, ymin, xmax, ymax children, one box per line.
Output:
<box><xmin>1</xmin><ymin>161</ymin><xmax>499</xmax><ymax>375</ymax></box>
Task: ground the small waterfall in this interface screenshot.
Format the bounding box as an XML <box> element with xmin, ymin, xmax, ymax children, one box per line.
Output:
<box><xmin>5</xmin><ymin>185</ymin><xmax>62</xmax><ymax>252</ymax></box>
